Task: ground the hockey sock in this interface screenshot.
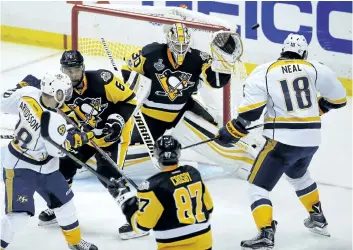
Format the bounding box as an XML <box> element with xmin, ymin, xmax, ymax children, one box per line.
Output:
<box><xmin>54</xmin><ymin>199</ymin><xmax>81</xmax><ymax>245</ymax></box>
<box><xmin>286</xmin><ymin>171</ymin><xmax>320</xmax><ymax>213</ymax></box>
<box><xmin>1</xmin><ymin>212</ymin><xmax>29</xmax><ymax>249</ymax></box>
<box><xmin>249</xmin><ymin>184</ymin><xmax>273</xmax><ymax>230</ymax></box>
<box><xmin>296</xmin><ymin>183</ymin><xmax>319</xmax><ymax>213</ymax></box>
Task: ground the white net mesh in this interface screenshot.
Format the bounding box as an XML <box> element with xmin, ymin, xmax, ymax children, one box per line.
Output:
<box><xmin>75</xmin><ymin>4</ymin><xmax>258</xmax><ymax>133</ymax></box>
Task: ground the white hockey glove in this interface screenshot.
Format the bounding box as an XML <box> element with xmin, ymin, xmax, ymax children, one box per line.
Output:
<box><xmin>108</xmin><ymin>178</ymin><xmax>137</xmax><ymax>209</ymax></box>
<box><xmin>210</xmin><ymin>31</ymin><xmax>243</xmax><ymax>74</ymax></box>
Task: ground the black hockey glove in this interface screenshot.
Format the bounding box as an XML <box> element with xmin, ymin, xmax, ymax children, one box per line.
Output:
<box><xmin>108</xmin><ymin>178</ymin><xmax>138</xmax><ymax>218</ymax></box>
<box><xmin>217</xmin><ymin>119</ymin><xmax>248</xmax><ymax>144</ymax></box>
<box><xmin>102</xmin><ymin>114</ymin><xmax>125</xmax><ymax>143</ymax></box>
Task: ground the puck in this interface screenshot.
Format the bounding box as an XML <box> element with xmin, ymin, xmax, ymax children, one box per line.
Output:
<box><xmin>251</xmin><ymin>24</ymin><xmax>260</xmax><ymax>30</ymax></box>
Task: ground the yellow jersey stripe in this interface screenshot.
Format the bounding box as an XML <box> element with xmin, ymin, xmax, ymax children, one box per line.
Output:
<box><xmin>268</xmin><ymin>60</ymin><xmax>313</xmax><ymax>72</ymax></box>
<box><xmin>22</xmin><ymin>96</ymin><xmax>43</xmax><ymax>119</ymax></box>
<box><xmin>264</xmin><ymin>116</ymin><xmax>321</xmax><ymax>123</ymax></box>
<box><xmin>326</xmin><ymin>97</ymin><xmax>347</xmax><ymax>104</ymax></box>
<box><xmin>238</xmin><ymin>101</ymin><xmax>266</xmax><ymax>113</ymax></box>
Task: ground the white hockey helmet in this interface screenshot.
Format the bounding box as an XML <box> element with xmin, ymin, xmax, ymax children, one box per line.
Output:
<box><xmin>166</xmin><ymin>23</ymin><xmax>192</xmax><ymax>66</ymax></box>
<box><xmin>282</xmin><ymin>33</ymin><xmax>308</xmax><ymax>59</ymax></box>
<box><xmin>40</xmin><ymin>72</ymin><xmax>73</xmax><ymax>108</ymax></box>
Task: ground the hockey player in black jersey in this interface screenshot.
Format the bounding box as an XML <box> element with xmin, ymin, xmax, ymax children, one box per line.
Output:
<box><xmin>119</xmin><ymin>23</ymin><xmax>257</xmax><ymax>239</ymax></box>
<box><xmin>36</xmin><ymin>51</ymin><xmax>138</xmax><ymax>232</ymax></box>
<box><xmin>108</xmin><ymin>135</ymin><xmax>214</xmax><ymax>250</ymax></box>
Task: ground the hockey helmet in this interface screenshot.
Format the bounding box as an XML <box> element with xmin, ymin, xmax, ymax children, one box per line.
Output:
<box><xmin>154</xmin><ymin>135</ymin><xmax>181</xmax><ymax>169</ymax></box>
<box><xmin>60</xmin><ymin>50</ymin><xmax>85</xmax><ymax>85</ymax></box>
<box><xmin>282</xmin><ymin>33</ymin><xmax>308</xmax><ymax>60</ymax></box>
<box><xmin>166</xmin><ymin>23</ymin><xmax>191</xmax><ymax>66</ymax></box>
<box><xmin>41</xmin><ymin>72</ymin><xmax>73</xmax><ymax>108</ymax></box>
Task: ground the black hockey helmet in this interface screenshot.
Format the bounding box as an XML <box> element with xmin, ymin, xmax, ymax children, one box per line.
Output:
<box><xmin>154</xmin><ymin>135</ymin><xmax>181</xmax><ymax>167</ymax></box>
<box><xmin>60</xmin><ymin>50</ymin><xmax>84</xmax><ymax>68</ymax></box>
<box><xmin>60</xmin><ymin>50</ymin><xmax>85</xmax><ymax>86</ymax></box>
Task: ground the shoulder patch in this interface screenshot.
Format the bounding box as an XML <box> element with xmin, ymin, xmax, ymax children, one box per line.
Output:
<box><xmin>138</xmin><ymin>180</ymin><xmax>150</xmax><ymax>191</ymax></box>
<box><xmin>200</xmin><ymin>51</ymin><xmax>211</xmax><ymax>61</ymax></box>
<box><xmin>100</xmin><ymin>71</ymin><xmax>113</xmax><ymax>83</ymax></box>
<box><xmin>57</xmin><ymin>124</ymin><xmax>66</xmax><ymax>136</ymax></box>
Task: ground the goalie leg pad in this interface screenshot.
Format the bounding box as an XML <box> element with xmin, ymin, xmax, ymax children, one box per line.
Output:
<box><xmin>171</xmin><ymin>111</ymin><xmax>256</xmax><ymax>180</ymax></box>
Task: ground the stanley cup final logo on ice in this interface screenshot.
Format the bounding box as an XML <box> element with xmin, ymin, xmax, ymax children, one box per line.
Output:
<box><xmin>155</xmin><ymin>69</ymin><xmax>195</xmax><ymax>101</ymax></box>
<box><xmin>68</xmin><ymin>97</ymin><xmax>108</xmax><ymax>128</ymax></box>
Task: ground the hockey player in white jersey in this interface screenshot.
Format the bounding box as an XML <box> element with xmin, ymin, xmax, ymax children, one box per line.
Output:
<box><xmin>0</xmin><ymin>72</ymin><xmax>98</xmax><ymax>250</ymax></box>
<box><xmin>217</xmin><ymin>34</ymin><xmax>347</xmax><ymax>249</ymax></box>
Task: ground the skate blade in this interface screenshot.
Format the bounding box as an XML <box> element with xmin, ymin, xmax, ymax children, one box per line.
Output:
<box><xmin>242</xmin><ymin>246</ymin><xmax>274</xmax><ymax>250</ymax></box>
<box><xmin>38</xmin><ymin>219</ymin><xmax>58</xmax><ymax>226</ymax></box>
<box><xmin>308</xmin><ymin>227</ymin><xmax>330</xmax><ymax>237</ymax></box>
<box><xmin>119</xmin><ymin>231</ymin><xmax>149</xmax><ymax>240</ymax></box>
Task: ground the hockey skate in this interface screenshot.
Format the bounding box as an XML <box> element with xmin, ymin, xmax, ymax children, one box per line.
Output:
<box><xmin>304</xmin><ymin>202</ymin><xmax>330</xmax><ymax>237</ymax></box>
<box><xmin>68</xmin><ymin>239</ymin><xmax>98</xmax><ymax>250</ymax></box>
<box><xmin>119</xmin><ymin>222</ymin><xmax>149</xmax><ymax>240</ymax></box>
<box><xmin>241</xmin><ymin>220</ymin><xmax>278</xmax><ymax>250</ymax></box>
<box><xmin>38</xmin><ymin>208</ymin><xmax>57</xmax><ymax>226</ymax></box>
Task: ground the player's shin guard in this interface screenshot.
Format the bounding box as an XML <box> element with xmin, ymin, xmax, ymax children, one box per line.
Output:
<box><xmin>286</xmin><ymin>172</ymin><xmax>329</xmax><ymax>236</ymax></box>
<box><xmin>55</xmin><ymin>200</ymin><xmax>98</xmax><ymax>249</ymax></box>
<box><xmin>54</xmin><ymin>199</ymin><xmax>81</xmax><ymax>245</ymax></box>
<box><xmin>249</xmin><ymin>185</ymin><xmax>273</xmax><ymax>230</ymax></box>
<box><xmin>286</xmin><ymin>171</ymin><xmax>320</xmax><ymax>213</ymax></box>
<box><xmin>1</xmin><ymin>212</ymin><xmax>29</xmax><ymax>249</ymax></box>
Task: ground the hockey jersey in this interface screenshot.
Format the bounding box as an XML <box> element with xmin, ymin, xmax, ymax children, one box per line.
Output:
<box><xmin>237</xmin><ymin>59</ymin><xmax>347</xmax><ymax>147</ymax></box>
<box><xmin>60</xmin><ymin>69</ymin><xmax>136</xmax><ymax>147</ymax></box>
<box><xmin>128</xmin><ymin>165</ymin><xmax>213</xmax><ymax>250</ymax></box>
<box><xmin>1</xmin><ymin>86</ymin><xmax>68</xmax><ymax>173</ymax></box>
<box><xmin>121</xmin><ymin>43</ymin><xmax>231</xmax><ymax>123</ymax></box>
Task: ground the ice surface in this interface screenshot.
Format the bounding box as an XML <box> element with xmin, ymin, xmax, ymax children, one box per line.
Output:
<box><xmin>0</xmin><ymin>42</ymin><xmax>352</xmax><ymax>250</ymax></box>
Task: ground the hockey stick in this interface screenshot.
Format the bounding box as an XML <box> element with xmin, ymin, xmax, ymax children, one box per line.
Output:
<box><xmin>56</xmin><ymin>109</ymin><xmax>138</xmax><ymax>189</ymax></box>
<box><xmin>100</xmin><ymin>37</ymin><xmax>159</xmax><ymax>170</ymax></box>
<box><xmin>41</xmin><ymin>111</ymin><xmax>112</xmax><ymax>186</ymax></box>
<box><xmin>181</xmin><ymin>123</ymin><xmax>264</xmax><ymax>150</ymax></box>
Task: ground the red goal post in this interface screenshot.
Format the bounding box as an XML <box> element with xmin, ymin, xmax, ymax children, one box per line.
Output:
<box><xmin>71</xmin><ymin>4</ymin><xmax>238</xmax><ymax>125</ymax></box>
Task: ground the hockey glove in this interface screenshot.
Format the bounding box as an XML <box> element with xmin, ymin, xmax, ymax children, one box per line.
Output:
<box><xmin>16</xmin><ymin>75</ymin><xmax>41</xmax><ymax>89</ymax></box>
<box><xmin>64</xmin><ymin>128</ymin><xmax>94</xmax><ymax>150</ymax></box>
<box><xmin>103</xmin><ymin>114</ymin><xmax>125</xmax><ymax>143</ymax></box>
<box><xmin>210</xmin><ymin>31</ymin><xmax>243</xmax><ymax>74</ymax></box>
<box><xmin>108</xmin><ymin>178</ymin><xmax>138</xmax><ymax>217</ymax></box>
<box><xmin>218</xmin><ymin>118</ymin><xmax>248</xmax><ymax>144</ymax></box>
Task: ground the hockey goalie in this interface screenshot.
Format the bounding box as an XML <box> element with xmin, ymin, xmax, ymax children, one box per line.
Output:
<box><xmin>121</xmin><ymin>23</ymin><xmax>263</xmax><ymax>182</ymax></box>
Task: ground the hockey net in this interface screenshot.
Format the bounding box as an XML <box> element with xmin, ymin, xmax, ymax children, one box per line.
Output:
<box><xmin>71</xmin><ymin>4</ymin><xmax>249</xmax><ymax>126</ymax></box>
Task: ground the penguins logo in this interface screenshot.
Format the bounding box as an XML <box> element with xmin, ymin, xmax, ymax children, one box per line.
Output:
<box><xmin>68</xmin><ymin>97</ymin><xmax>108</xmax><ymax>128</ymax></box>
<box><xmin>155</xmin><ymin>69</ymin><xmax>195</xmax><ymax>101</ymax></box>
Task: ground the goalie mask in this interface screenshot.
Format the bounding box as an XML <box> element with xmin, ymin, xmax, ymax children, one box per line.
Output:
<box><xmin>41</xmin><ymin>72</ymin><xmax>73</xmax><ymax>108</ymax></box>
<box><xmin>60</xmin><ymin>50</ymin><xmax>85</xmax><ymax>87</ymax></box>
<box><xmin>154</xmin><ymin>135</ymin><xmax>181</xmax><ymax>170</ymax></box>
<box><xmin>166</xmin><ymin>23</ymin><xmax>191</xmax><ymax>66</ymax></box>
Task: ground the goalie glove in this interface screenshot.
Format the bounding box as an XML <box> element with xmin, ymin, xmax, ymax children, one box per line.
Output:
<box><xmin>210</xmin><ymin>31</ymin><xmax>243</xmax><ymax>74</ymax></box>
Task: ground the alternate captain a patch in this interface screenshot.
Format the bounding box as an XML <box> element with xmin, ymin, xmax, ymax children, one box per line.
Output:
<box><xmin>57</xmin><ymin>124</ymin><xmax>66</xmax><ymax>136</ymax></box>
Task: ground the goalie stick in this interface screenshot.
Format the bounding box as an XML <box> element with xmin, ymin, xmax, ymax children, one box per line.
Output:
<box><xmin>100</xmin><ymin>37</ymin><xmax>158</xmax><ymax>170</ymax></box>
<box><xmin>56</xmin><ymin>109</ymin><xmax>138</xmax><ymax>189</ymax></box>
<box><xmin>41</xmin><ymin>111</ymin><xmax>112</xmax><ymax>186</ymax></box>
